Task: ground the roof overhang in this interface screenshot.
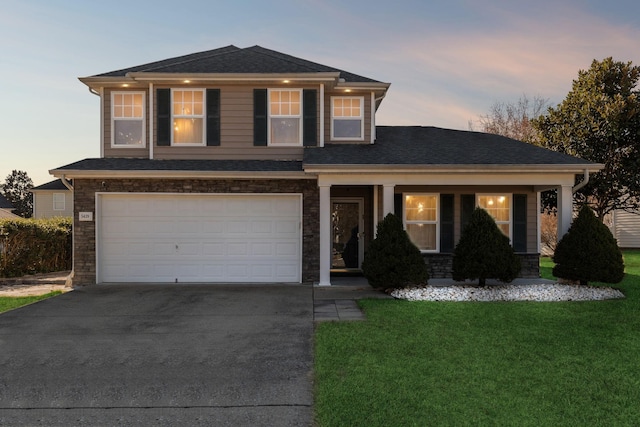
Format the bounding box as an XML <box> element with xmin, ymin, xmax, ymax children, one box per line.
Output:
<box><xmin>49</xmin><ymin>169</ymin><xmax>314</xmax><ymax>181</ymax></box>
<box><xmin>303</xmin><ymin>163</ymin><xmax>604</xmax><ymax>174</ymax></box>
<box><xmin>79</xmin><ymin>72</ymin><xmax>391</xmax><ymax>95</ymax></box>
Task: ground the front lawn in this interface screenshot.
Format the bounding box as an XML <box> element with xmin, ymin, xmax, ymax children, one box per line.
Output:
<box><xmin>315</xmin><ymin>250</ymin><xmax>640</xmax><ymax>426</ymax></box>
<box><xmin>0</xmin><ymin>292</ymin><xmax>62</xmax><ymax>314</ymax></box>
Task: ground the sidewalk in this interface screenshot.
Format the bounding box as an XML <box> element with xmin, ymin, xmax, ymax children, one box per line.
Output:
<box><xmin>313</xmin><ymin>276</ymin><xmax>392</xmax><ymax>322</ymax></box>
<box><xmin>0</xmin><ymin>271</ymin><xmax>71</xmax><ymax>296</ymax></box>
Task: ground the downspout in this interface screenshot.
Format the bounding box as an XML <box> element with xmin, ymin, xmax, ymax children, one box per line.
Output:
<box><xmin>60</xmin><ymin>174</ymin><xmax>74</xmax><ymax>287</ymax></box>
<box><xmin>572</xmin><ymin>169</ymin><xmax>590</xmax><ymax>193</ymax></box>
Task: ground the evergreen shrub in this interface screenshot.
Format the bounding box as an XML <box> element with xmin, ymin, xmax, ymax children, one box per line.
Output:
<box><xmin>452</xmin><ymin>208</ymin><xmax>521</xmax><ymax>286</ymax></box>
<box><xmin>361</xmin><ymin>213</ymin><xmax>428</xmax><ymax>289</ymax></box>
<box><xmin>553</xmin><ymin>205</ymin><xmax>624</xmax><ymax>285</ymax></box>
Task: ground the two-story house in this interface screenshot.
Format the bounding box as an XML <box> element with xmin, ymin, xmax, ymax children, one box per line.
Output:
<box><xmin>50</xmin><ymin>45</ymin><xmax>602</xmax><ymax>286</ymax></box>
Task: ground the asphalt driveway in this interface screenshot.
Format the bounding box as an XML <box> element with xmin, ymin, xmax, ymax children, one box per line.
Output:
<box><xmin>0</xmin><ymin>284</ymin><xmax>314</xmax><ymax>426</ymax></box>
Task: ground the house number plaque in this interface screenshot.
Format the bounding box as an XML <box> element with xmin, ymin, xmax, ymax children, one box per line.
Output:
<box><xmin>79</xmin><ymin>212</ymin><xmax>93</xmax><ymax>222</ymax></box>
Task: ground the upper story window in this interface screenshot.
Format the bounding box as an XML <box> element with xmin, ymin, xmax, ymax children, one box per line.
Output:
<box><xmin>331</xmin><ymin>96</ymin><xmax>364</xmax><ymax>140</ymax></box>
<box><xmin>478</xmin><ymin>194</ymin><xmax>512</xmax><ymax>239</ymax></box>
<box><xmin>173</xmin><ymin>89</ymin><xmax>205</xmax><ymax>145</ymax></box>
<box><xmin>53</xmin><ymin>193</ymin><xmax>65</xmax><ymax>211</ymax></box>
<box><xmin>112</xmin><ymin>92</ymin><xmax>145</xmax><ymax>147</ymax></box>
<box><xmin>404</xmin><ymin>194</ymin><xmax>439</xmax><ymax>252</ymax></box>
<box><xmin>269</xmin><ymin>89</ymin><xmax>302</xmax><ymax>145</ymax></box>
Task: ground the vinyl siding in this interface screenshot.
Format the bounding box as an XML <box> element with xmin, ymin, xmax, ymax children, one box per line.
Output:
<box><xmin>32</xmin><ymin>191</ymin><xmax>73</xmax><ymax>219</ymax></box>
<box><xmin>612</xmin><ymin>210</ymin><xmax>640</xmax><ymax>248</ymax></box>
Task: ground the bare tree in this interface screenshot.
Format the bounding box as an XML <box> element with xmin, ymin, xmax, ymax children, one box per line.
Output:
<box><xmin>469</xmin><ymin>95</ymin><xmax>549</xmax><ymax>144</ymax></box>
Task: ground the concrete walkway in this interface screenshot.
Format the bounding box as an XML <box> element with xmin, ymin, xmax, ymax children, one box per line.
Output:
<box><xmin>313</xmin><ymin>276</ymin><xmax>392</xmax><ymax>322</ymax></box>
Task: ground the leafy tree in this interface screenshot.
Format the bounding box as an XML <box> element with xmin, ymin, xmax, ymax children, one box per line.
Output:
<box><xmin>1</xmin><ymin>170</ymin><xmax>33</xmax><ymax>218</ymax></box>
<box><xmin>361</xmin><ymin>213</ymin><xmax>428</xmax><ymax>289</ymax></box>
<box><xmin>533</xmin><ymin>58</ymin><xmax>640</xmax><ymax>220</ymax></box>
<box><xmin>452</xmin><ymin>208</ymin><xmax>521</xmax><ymax>286</ymax></box>
<box><xmin>552</xmin><ymin>205</ymin><xmax>624</xmax><ymax>285</ymax></box>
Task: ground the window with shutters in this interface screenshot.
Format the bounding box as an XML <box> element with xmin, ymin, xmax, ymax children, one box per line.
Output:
<box><xmin>331</xmin><ymin>96</ymin><xmax>364</xmax><ymax>140</ymax></box>
<box><xmin>172</xmin><ymin>89</ymin><xmax>205</xmax><ymax>145</ymax></box>
<box><xmin>111</xmin><ymin>92</ymin><xmax>145</xmax><ymax>147</ymax></box>
<box><xmin>269</xmin><ymin>89</ymin><xmax>302</xmax><ymax>145</ymax></box>
<box><xmin>477</xmin><ymin>194</ymin><xmax>512</xmax><ymax>239</ymax></box>
<box><xmin>404</xmin><ymin>194</ymin><xmax>439</xmax><ymax>252</ymax></box>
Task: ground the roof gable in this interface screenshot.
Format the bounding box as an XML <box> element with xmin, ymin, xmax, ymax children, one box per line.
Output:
<box><xmin>31</xmin><ymin>179</ymin><xmax>70</xmax><ymax>191</ymax></box>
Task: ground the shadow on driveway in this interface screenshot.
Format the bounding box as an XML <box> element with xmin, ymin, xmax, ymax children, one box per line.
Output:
<box><xmin>0</xmin><ymin>284</ymin><xmax>313</xmax><ymax>426</ymax></box>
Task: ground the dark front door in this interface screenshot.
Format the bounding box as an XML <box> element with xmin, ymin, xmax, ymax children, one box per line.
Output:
<box><xmin>331</xmin><ymin>198</ymin><xmax>363</xmax><ymax>269</ymax></box>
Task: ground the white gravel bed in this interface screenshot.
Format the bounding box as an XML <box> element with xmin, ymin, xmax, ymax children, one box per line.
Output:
<box><xmin>391</xmin><ymin>283</ymin><xmax>625</xmax><ymax>302</ymax></box>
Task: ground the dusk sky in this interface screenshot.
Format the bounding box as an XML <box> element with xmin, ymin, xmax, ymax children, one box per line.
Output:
<box><xmin>2</xmin><ymin>0</ymin><xmax>639</xmax><ymax>185</ymax></box>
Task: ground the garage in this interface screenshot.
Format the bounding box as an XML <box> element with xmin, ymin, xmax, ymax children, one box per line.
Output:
<box><xmin>97</xmin><ymin>193</ymin><xmax>302</xmax><ymax>283</ymax></box>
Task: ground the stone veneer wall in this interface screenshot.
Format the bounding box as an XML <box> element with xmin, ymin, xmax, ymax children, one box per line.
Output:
<box><xmin>424</xmin><ymin>253</ymin><xmax>540</xmax><ymax>279</ymax></box>
<box><xmin>72</xmin><ymin>178</ymin><xmax>319</xmax><ymax>286</ymax></box>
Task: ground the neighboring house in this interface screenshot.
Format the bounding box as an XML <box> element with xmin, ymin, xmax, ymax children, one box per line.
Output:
<box><xmin>50</xmin><ymin>45</ymin><xmax>603</xmax><ymax>286</ymax></box>
<box><xmin>610</xmin><ymin>210</ymin><xmax>640</xmax><ymax>248</ymax></box>
<box><xmin>0</xmin><ymin>194</ymin><xmax>20</xmax><ymax>219</ymax></box>
<box><xmin>31</xmin><ymin>179</ymin><xmax>73</xmax><ymax>219</ymax></box>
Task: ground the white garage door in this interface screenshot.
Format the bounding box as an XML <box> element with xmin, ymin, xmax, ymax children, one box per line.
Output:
<box><xmin>98</xmin><ymin>193</ymin><xmax>302</xmax><ymax>283</ymax></box>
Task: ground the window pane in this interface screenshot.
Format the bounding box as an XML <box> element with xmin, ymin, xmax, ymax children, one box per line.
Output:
<box><xmin>334</xmin><ymin>119</ymin><xmax>362</xmax><ymax>138</ymax></box>
<box><xmin>173</xmin><ymin>118</ymin><xmax>203</xmax><ymax>144</ymax></box>
<box><xmin>406</xmin><ymin>224</ymin><xmax>437</xmax><ymax>251</ymax></box>
<box><xmin>114</xmin><ymin>120</ymin><xmax>143</xmax><ymax>145</ymax></box>
<box><xmin>114</xmin><ymin>105</ymin><xmax>123</xmax><ymax>117</ymax></box>
<box><xmin>271</xmin><ymin>118</ymin><xmax>300</xmax><ymax>144</ymax></box>
<box><xmin>405</xmin><ymin>195</ymin><xmax>437</xmax><ymax>221</ymax></box>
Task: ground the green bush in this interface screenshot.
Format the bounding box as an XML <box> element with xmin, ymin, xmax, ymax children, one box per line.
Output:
<box><xmin>452</xmin><ymin>208</ymin><xmax>521</xmax><ymax>286</ymax></box>
<box><xmin>0</xmin><ymin>217</ymin><xmax>72</xmax><ymax>277</ymax></box>
<box><xmin>361</xmin><ymin>213</ymin><xmax>428</xmax><ymax>289</ymax></box>
<box><xmin>553</xmin><ymin>205</ymin><xmax>624</xmax><ymax>285</ymax></box>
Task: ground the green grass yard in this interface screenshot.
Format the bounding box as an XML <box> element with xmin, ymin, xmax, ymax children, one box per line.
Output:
<box><xmin>315</xmin><ymin>250</ymin><xmax>640</xmax><ymax>426</ymax></box>
<box><xmin>0</xmin><ymin>292</ymin><xmax>62</xmax><ymax>314</ymax></box>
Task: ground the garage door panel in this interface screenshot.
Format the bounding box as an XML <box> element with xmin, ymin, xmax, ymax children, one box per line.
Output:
<box><xmin>99</xmin><ymin>194</ymin><xmax>301</xmax><ymax>283</ymax></box>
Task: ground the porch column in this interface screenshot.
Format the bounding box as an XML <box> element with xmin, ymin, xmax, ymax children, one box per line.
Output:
<box><xmin>318</xmin><ymin>184</ymin><xmax>332</xmax><ymax>286</ymax></box>
<box><xmin>557</xmin><ymin>185</ymin><xmax>573</xmax><ymax>240</ymax></box>
<box><xmin>383</xmin><ymin>184</ymin><xmax>395</xmax><ymax>216</ymax></box>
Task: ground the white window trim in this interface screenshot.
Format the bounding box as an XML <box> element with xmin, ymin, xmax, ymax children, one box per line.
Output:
<box><xmin>53</xmin><ymin>193</ymin><xmax>65</xmax><ymax>211</ymax></box>
<box><xmin>171</xmin><ymin>88</ymin><xmax>206</xmax><ymax>146</ymax></box>
<box><xmin>403</xmin><ymin>193</ymin><xmax>440</xmax><ymax>253</ymax></box>
<box><xmin>477</xmin><ymin>193</ymin><xmax>513</xmax><ymax>240</ymax></box>
<box><xmin>331</xmin><ymin>96</ymin><xmax>365</xmax><ymax>141</ymax></box>
<box><xmin>268</xmin><ymin>88</ymin><xmax>303</xmax><ymax>146</ymax></box>
<box><xmin>111</xmin><ymin>91</ymin><xmax>146</xmax><ymax>148</ymax></box>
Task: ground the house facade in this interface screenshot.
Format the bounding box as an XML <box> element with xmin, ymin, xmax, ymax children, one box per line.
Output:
<box><xmin>31</xmin><ymin>179</ymin><xmax>73</xmax><ymax>219</ymax></box>
<box><xmin>50</xmin><ymin>45</ymin><xmax>602</xmax><ymax>286</ymax></box>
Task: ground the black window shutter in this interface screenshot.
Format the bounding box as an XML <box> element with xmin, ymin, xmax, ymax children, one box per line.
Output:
<box><xmin>303</xmin><ymin>89</ymin><xmax>317</xmax><ymax>146</ymax></box>
<box><xmin>206</xmin><ymin>89</ymin><xmax>221</xmax><ymax>146</ymax></box>
<box><xmin>253</xmin><ymin>89</ymin><xmax>268</xmax><ymax>146</ymax></box>
<box><xmin>461</xmin><ymin>194</ymin><xmax>475</xmax><ymax>232</ymax></box>
<box><xmin>440</xmin><ymin>194</ymin><xmax>455</xmax><ymax>253</ymax></box>
<box><xmin>394</xmin><ymin>193</ymin><xmax>403</xmax><ymax>218</ymax></box>
<box><xmin>157</xmin><ymin>89</ymin><xmax>171</xmax><ymax>146</ymax></box>
<box><xmin>513</xmin><ymin>194</ymin><xmax>527</xmax><ymax>252</ymax></box>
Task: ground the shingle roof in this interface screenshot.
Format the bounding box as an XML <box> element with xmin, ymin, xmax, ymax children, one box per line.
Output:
<box><xmin>304</xmin><ymin>126</ymin><xmax>597</xmax><ymax>167</ymax></box>
<box><xmin>53</xmin><ymin>158</ymin><xmax>303</xmax><ymax>173</ymax></box>
<box><xmin>31</xmin><ymin>179</ymin><xmax>69</xmax><ymax>191</ymax></box>
<box><xmin>94</xmin><ymin>45</ymin><xmax>379</xmax><ymax>83</ymax></box>
<box><xmin>0</xmin><ymin>193</ymin><xmax>14</xmax><ymax>209</ymax></box>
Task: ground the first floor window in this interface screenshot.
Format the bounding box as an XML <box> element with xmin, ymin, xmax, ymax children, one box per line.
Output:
<box><xmin>53</xmin><ymin>193</ymin><xmax>65</xmax><ymax>211</ymax></box>
<box><xmin>173</xmin><ymin>89</ymin><xmax>204</xmax><ymax>145</ymax></box>
<box><xmin>269</xmin><ymin>89</ymin><xmax>301</xmax><ymax>145</ymax></box>
<box><xmin>112</xmin><ymin>92</ymin><xmax>145</xmax><ymax>146</ymax></box>
<box><xmin>404</xmin><ymin>194</ymin><xmax>439</xmax><ymax>251</ymax></box>
<box><xmin>331</xmin><ymin>96</ymin><xmax>364</xmax><ymax>140</ymax></box>
<box><xmin>477</xmin><ymin>194</ymin><xmax>511</xmax><ymax>239</ymax></box>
